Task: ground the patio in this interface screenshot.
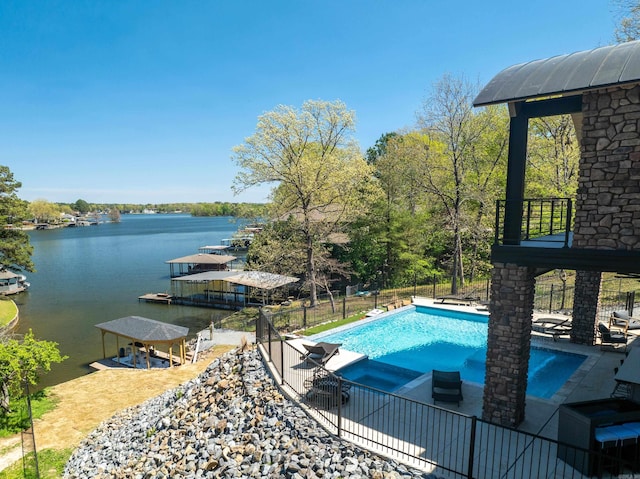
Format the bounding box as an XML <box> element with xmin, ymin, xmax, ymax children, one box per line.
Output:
<box><xmin>260</xmin><ymin>304</ymin><xmax>636</xmax><ymax>478</ymax></box>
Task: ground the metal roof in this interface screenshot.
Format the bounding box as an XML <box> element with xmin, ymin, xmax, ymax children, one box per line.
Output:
<box><xmin>474</xmin><ymin>40</ymin><xmax>640</xmax><ymax>107</ymax></box>
<box><xmin>95</xmin><ymin>316</ymin><xmax>189</xmax><ymax>343</ymax></box>
<box><xmin>225</xmin><ymin>271</ymin><xmax>299</xmax><ymax>290</ymax></box>
<box><xmin>171</xmin><ymin>271</ymin><xmax>237</xmax><ymax>282</ymax></box>
<box><xmin>165</xmin><ymin>253</ymin><xmax>236</xmax><ymax>264</ymax></box>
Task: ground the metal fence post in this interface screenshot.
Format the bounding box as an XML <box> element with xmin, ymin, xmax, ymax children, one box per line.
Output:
<box><xmin>549</xmin><ymin>284</ymin><xmax>554</xmax><ymax>313</ymax></box>
<box><xmin>337</xmin><ymin>376</ymin><xmax>342</xmax><ymax>438</ymax></box>
<box><xmin>342</xmin><ymin>297</ymin><xmax>346</xmax><ymax>319</ymax></box>
<box><xmin>466</xmin><ymin>415</ymin><xmax>477</xmax><ymax>479</ymax></box>
<box><xmin>303</xmin><ymin>305</ymin><xmax>307</xmax><ymax>327</ymax></box>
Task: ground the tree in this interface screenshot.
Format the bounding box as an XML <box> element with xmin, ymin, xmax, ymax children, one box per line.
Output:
<box><xmin>614</xmin><ymin>0</ymin><xmax>640</xmax><ymax>42</ymax></box>
<box><xmin>28</xmin><ymin>198</ymin><xmax>61</xmax><ymax>223</ymax></box>
<box><xmin>233</xmin><ymin>100</ymin><xmax>377</xmax><ymax>306</ymax></box>
<box><xmin>0</xmin><ymin>329</ymin><xmax>66</xmax><ymax>413</ymax></box>
<box><xmin>108</xmin><ymin>208</ymin><xmax>122</xmax><ymax>223</ymax></box>
<box><xmin>416</xmin><ymin>74</ymin><xmax>508</xmax><ymax>293</ymax></box>
<box><xmin>0</xmin><ymin>166</ymin><xmax>34</xmax><ymax>272</ymax></box>
<box><xmin>73</xmin><ymin>199</ymin><xmax>90</xmax><ymax>214</ymax></box>
<box><xmin>526</xmin><ymin>115</ymin><xmax>580</xmax><ymax>198</ymax></box>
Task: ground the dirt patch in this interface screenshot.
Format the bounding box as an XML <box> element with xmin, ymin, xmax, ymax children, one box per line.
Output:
<box><xmin>10</xmin><ymin>345</ymin><xmax>233</xmax><ymax>456</ymax></box>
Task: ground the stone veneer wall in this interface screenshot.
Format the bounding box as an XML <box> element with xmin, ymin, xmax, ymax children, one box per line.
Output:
<box><xmin>573</xmin><ymin>85</ymin><xmax>640</xmax><ymax>250</ymax></box>
<box><xmin>571</xmin><ymin>270</ymin><xmax>602</xmax><ymax>345</ymax></box>
<box><xmin>483</xmin><ymin>262</ymin><xmax>535</xmax><ymax>427</ymax></box>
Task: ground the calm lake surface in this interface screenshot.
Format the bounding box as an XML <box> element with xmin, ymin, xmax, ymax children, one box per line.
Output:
<box><xmin>13</xmin><ymin>214</ymin><xmax>244</xmax><ymax>388</ymax></box>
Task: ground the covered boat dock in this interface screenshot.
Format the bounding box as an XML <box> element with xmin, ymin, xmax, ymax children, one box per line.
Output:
<box><xmin>166</xmin><ymin>253</ymin><xmax>238</xmax><ymax>277</ymax></box>
<box><xmin>94</xmin><ymin>316</ymin><xmax>189</xmax><ymax>369</ymax></box>
<box><xmin>170</xmin><ymin>270</ymin><xmax>299</xmax><ymax>310</ymax></box>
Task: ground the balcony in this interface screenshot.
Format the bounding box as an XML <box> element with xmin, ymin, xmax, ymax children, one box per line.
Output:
<box><xmin>495</xmin><ymin>198</ymin><xmax>572</xmax><ymax>248</ymax></box>
<box><xmin>492</xmin><ymin>197</ymin><xmax>639</xmax><ymax>274</ymax></box>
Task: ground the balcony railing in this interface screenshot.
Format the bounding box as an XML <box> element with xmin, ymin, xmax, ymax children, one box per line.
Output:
<box><xmin>495</xmin><ymin>198</ymin><xmax>573</xmax><ymax>247</ymax></box>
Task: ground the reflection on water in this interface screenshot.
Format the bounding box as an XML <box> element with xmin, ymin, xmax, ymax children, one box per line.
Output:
<box><xmin>15</xmin><ymin>214</ymin><xmax>243</xmax><ymax>387</ymax></box>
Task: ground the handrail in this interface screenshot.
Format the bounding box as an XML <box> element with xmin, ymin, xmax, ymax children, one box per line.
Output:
<box><xmin>495</xmin><ymin>197</ymin><xmax>573</xmax><ymax>247</ymax></box>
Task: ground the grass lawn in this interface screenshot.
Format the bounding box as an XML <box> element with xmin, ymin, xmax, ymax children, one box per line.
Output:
<box><xmin>0</xmin><ymin>300</ymin><xmax>17</xmax><ymax>329</ymax></box>
<box><xmin>300</xmin><ymin>311</ymin><xmax>368</xmax><ymax>336</ymax></box>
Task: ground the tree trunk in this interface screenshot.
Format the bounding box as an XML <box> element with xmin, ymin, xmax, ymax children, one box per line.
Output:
<box><xmin>307</xmin><ymin>235</ymin><xmax>318</xmax><ymax>306</ymax></box>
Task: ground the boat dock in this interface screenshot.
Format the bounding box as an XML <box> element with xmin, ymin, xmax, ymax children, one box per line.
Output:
<box><xmin>138</xmin><ymin>293</ymin><xmax>173</xmax><ymax>304</ymax></box>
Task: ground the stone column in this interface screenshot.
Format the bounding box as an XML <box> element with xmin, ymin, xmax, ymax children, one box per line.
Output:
<box><xmin>483</xmin><ymin>262</ymin><xmax>535</xmax><ymax>427</ymax></box>
<box><xmin>571</xmin><ymin>270</ymin><xmax>602</xmax><ymax>345</ymax></box>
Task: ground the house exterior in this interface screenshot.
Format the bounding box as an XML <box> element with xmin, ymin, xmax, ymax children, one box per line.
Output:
<box><xmin>474</xmin><ymin>41</ymin><xmax>640</xmax><ymax>426</ymax></box>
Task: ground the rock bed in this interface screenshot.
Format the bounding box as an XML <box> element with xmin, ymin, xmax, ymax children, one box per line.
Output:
<box><xmin>64</xmin><ymin>349</ymin><xmax>442</xmax><ymax>478</ymax></box>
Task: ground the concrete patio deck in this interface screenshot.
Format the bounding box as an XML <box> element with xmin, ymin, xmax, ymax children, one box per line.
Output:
<box><xmin>263</xmin><ymin>301</ymin><xmax>637</xmax><ymax>478</ymax></box>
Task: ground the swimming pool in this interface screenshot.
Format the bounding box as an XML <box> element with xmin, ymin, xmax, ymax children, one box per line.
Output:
<box><xmin>314</xmin><ymin>305</ymin><xmax>587</xmax><ymax>399</ymax></box>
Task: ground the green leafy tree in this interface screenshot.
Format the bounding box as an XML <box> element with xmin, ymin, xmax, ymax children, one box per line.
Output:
<box><xmin>28</xmin><ymin>199</ymin><xmax>61</xmax><ymax>223</ymax></box>
<box><xmin>526</xmin><ymin>115</ymin><xmax>580</xmax><ymax>198</ymax></box>
<box><xmin>0</xmin><ymin>166</ymin><xmax>34</xmax><ymax>272</ymax></box>
<box><xmin>73</xmin><ymin>199</ymin><xmax>90</xmax><ymax>214</ymax></box>
<box><xmin>416</xmin><ymin>74</ymin><xmax>508</xmax><ymax>293</ymax></box>
<box><xmin>233</xmin><ymin>100</ymin><xmax>378</xmax><ymax>306</ymax></box>
<box><xmin>0</xmin><ymin>329</ymin><xmax>66</xmax><ymax>413</ymax></box>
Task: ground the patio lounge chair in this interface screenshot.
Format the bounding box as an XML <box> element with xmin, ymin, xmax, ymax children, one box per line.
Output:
<box><xmin>432</xmin><ymin>370</ymin><xmax>463</xmax><ymax>406</ymax></box>
<box><xmin>301</xmin><ymin>342</ymin><xmax>341</xmax><ymax>366</ymax></box>
<box><xmin>531</xmin><ymin>317</ymin><xmax>572</xmax><ymax>341</ymax></box>
<box><xmin>609</xmin><ymin>311</ymin><xmax>640</xmax><ymax>333</ymax></box>
<box><xmin>598</xmin><ymin>323</ymin><xmax>628</xmax><ymax>352</ymax></box>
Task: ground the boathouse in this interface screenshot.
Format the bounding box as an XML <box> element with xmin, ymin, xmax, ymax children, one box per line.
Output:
<box><xmin>170</xmin><ymin>270</ymin><xmax>299</xmax><ymax>310</ymax></box>
<box><xmin>166</xmin><ymin>253</ymin><xmax>237</xmax><ymax>277</ymax></box>
<box><xmin>474</xmin><ymin>41</ymin><xmax>640</xmax><ymax>426</ymax></box>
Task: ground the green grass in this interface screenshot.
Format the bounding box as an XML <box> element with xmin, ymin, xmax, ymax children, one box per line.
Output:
<box><xmin>300</xmin><ymin>311</ymin><xmax>367</xmax><ymax>336</ymax></box>
<box><xmin>0</xmin><ymin>390</ymin><xmax>57</xmax><ymax>438</ymax></box>
<box><xmin>0</xmin><ymin>299</ymin><xmax>17</xmax><ymax>328</ymax></box>
<box><xmin>0</xmin><ymin>448</ymin><xmax>73</xmax><ymax>479</ymax></box>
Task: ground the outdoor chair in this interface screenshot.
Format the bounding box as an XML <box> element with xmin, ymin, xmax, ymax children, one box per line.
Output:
<box><xmin>301</xmin><ymin>342</ymin><xmax>341</xmax><ymax>366</ymax></box>
<box><xmin>598</xmin><ymin>323</ymin><xmax>628</xmax><ymax>352</ymax></box>
<box><xmin>303</xmin><ymin>370</ymin><xmax>351</xmax><ymax>409</ymax></box>
<box><xmin>609</xmin><ymin>310</ymin><xmax>640</xmax><ymax>334</ymax></box>
<box><xmin>432</xmin><ymin>369</ymin><xmax>463</xmax><ymax>406</ymax></box>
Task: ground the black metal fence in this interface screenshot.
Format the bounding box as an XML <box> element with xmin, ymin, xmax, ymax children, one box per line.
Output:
<box><xmin>256</xmin><ymin>310</ymin><xmax>633</xmax><ymax>478</ymax></box>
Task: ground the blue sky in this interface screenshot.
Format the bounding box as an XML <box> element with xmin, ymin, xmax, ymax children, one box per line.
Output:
<box><xmin>0</xmin><ymin>1</ymin><xmax>618</xmax><ymax>204</ymax></box>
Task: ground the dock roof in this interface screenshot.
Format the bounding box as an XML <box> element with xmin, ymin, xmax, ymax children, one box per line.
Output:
<box><xmin>166</xmin><ymin>253</ymin><xmax>237</xmax><ymax>265</ymax></box>
<box><xmin>95</xmin><ymin>316</ymin><xmax>189</xmax><ymax>343</ymax></box>
<box><xmin>225</xmin><ymin>271</ymin><xmax>299</xmax><ymax>290</ymax></box>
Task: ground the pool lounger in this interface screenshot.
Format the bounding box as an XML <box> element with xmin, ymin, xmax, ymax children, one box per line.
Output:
<box><xmin>301</xmin><ymin>341</ymin><xmax>341</xmax><ymax>366</ymax></box>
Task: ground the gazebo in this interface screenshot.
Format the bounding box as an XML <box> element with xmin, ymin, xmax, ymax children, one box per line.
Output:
<box><xmin>95</xmin><ymin>316</ymin><xmax>189</xmax><ymax>369</ymax></box>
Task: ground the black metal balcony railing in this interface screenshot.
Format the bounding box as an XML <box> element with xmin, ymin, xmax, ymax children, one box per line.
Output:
<box><xmin>495</xmin><ymin>198</ymin><xmax>573</xmax><ymax>247</ymax></box>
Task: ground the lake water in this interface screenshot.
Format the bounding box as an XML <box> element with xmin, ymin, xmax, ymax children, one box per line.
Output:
<box><xmin>13</xmin><ymin>214</ymin><xmax>244</xmax><ymax>388</ymax></box>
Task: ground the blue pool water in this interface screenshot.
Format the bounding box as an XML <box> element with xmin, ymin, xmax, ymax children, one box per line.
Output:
<box><xmin>316</xmin><ymin>306</ymin><xmax>587</xmax><ymax>398</ymax></box>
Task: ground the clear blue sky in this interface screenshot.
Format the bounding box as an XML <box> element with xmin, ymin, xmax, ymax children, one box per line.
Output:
<box><xmin>0</xmin><ymin>1</ymin><xmax>617</xmax><ymax>204</ymax></box>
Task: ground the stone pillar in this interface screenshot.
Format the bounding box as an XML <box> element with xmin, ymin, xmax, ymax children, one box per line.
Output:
<box><xmin>483</xmin><ymin>262</ymin><xmax>535</xmax><ymax>427</ymax></box>
<box><xmin>571</xmin><ymin>270</ymin><xmax>602</xmax><ymax>345</ymax></box>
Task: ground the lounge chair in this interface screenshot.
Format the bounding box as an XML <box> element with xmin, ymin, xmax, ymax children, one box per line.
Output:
<box><xmin>531</xmin><ymin>317</ymin><xmax>572</xmax><ymax>341</ymax></box>
<box><xmin>432</xmin><ymin>370</ymin><xmax>463</xmax><ymax>406</ymax></box>
<box><xmin>301</xmin><ymin>342</ymin><xmax>341</xmax><ymax>366</ymax></box>
<box><xmin>609</xmin><ymin>311</ymin><xmax>640</xmax><ymax>333</ymax></box>
<box><xmin>598</xmin><ymin>323</ymin><xmax>628</xmax><ymax>352</ymax></box>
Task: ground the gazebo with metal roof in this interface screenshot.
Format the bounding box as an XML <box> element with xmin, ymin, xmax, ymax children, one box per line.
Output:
<box><xmin>95</xmin><ymin>316</ymin><xmax>189</xmax><ymax>369</ymax></box>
